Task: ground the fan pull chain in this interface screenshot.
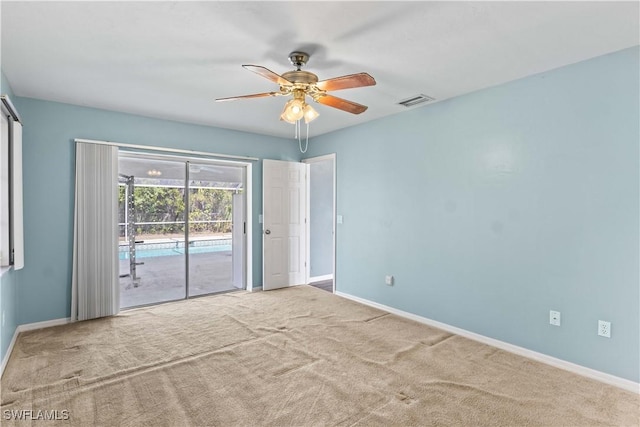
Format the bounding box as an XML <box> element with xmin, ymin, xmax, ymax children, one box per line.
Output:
<box><xmin>299</xmin><ymin>122</ymin><xmax>309</xmax><ymax>154</ymax></box>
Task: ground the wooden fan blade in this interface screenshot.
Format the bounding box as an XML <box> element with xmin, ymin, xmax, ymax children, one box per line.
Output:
<box><xmin>215</xmin><ymin>92</ymin><xmax>281</xmax><ymax>102</ymax></box>
<box><xmin>315</xmin><ymin>94</ymin><xmax>368</xmax><ymax>114</ymax></box>
<box><xmin>316</xmin><ymin>73</ymin><xmax>376</xmax><ymax>91</ymax></box>
<box><xmin>242</xmin><ymin>65</ymin><xmax>292</xmax><ymax>86</ymax></box>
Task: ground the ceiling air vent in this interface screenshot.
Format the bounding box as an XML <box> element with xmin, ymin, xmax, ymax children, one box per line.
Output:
<box><xmin>398</xmin><ymin>94</ymin><xmax>435</xmax><ymax>108</ymax></box>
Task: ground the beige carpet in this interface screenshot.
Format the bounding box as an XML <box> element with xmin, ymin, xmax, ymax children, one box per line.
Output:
<box><xmin>1</xmin><ymin>286</ymin><xmax>638</xmax><ymax>426</ymax></box>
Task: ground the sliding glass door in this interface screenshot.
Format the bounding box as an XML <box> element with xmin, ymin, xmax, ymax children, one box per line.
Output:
<box><xmin>118</xmin><ymin>156</ymin><xmax>186</xmax><ymax>308</ymax></box>
<box><xmin>187</xmin><ymin>162</ymin><xmax>242</xmax><ymax>297</ymax></box>
<box><xmin>118</xmin><ymin>154</ymin><xmax>245</xmax><ymax>308</ymax></box>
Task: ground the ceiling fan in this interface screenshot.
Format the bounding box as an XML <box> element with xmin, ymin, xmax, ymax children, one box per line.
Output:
<box><xmin>215</xmin><ymin>51</ymin><xmax>376</xmax><ymax>124</ymax></box>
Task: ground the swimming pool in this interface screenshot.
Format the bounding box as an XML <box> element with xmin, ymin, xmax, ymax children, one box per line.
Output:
<box><xmin>119</xmin><ymin>243</ymin><xmax>231</xmax><ymax>260</ymax></box>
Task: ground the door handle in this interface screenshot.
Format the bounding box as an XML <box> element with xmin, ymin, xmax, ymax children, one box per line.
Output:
<box><xmin>264</xmin><ymin>229</ymin><xmax>271</xmax><ymax>235</ymax></box>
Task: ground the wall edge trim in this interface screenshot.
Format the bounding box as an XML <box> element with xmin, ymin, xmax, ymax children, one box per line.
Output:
<box><xmin>0</xmin><ymin>326</ymin><xmax>19</xmax><ymax>378</ymax></box>
<box><xmin>17</xmin><ymin>317</ymin><xmax>72</xmax><ymax>333</ymax></box>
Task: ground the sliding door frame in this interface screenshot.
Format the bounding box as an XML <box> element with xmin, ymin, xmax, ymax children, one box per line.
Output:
<box><xmin>117</xmin><ymin>150</ymin><xmax>253</xmax><ymax>303</ymax></box>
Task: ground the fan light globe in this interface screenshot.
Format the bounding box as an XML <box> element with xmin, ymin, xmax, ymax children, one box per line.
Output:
<box><xmin>279</xmin><ymin>111</ymin><xmax>295</xmax><ymax>124</ymax></box>
<box><xmin>290</xmin><ymin>103</ymin><xmax>303</xmax><ymax>115</ymax></box>
<box><xmin>303</xmin><ymin>104</ymin><xmax>319</xmax><ymax>123</ymax></box>
<box><xmin>280</xmin><ymin>99</ymin><xmax>305</xmax><ymax>123</ymax></box>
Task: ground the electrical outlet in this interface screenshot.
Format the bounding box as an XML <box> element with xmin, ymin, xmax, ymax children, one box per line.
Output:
<box><xmin>385</xmin><ymin>275</ymin><xmax>394</xmax><ymax>286</ymax></box>
<box><xmin>549</xmin><ymin>310</ymin><xmax>561</xmax><ymax>326</ymax></box>
<box><xmin>598</xmin><ymin>320</ymin><xmax>611</xmax><ymax>338</ymax></box>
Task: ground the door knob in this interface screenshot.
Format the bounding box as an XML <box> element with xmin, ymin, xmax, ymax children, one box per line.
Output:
<box><xmin>264</xmin><ymin>229</ymin><xmax>271</xmax><ymax>235</ymax></box>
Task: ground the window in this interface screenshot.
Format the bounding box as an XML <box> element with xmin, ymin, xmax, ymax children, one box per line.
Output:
<box><xmin>1</xmin><ymin>95</ymin><xmax>24</xmax><ymax>270</ymax></box>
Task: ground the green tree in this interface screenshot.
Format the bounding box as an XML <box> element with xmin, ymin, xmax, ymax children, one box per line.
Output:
<box><xmin>119</xmin><ymin>185</ymin><xmax>237</xmax><ymax>237</ymax></box>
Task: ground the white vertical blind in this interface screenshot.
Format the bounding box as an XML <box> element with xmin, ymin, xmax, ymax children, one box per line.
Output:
<box><xmin>71</xmin><ymin>142</ymin><xmax>119</xmax><ymax>321</ymax></box>
<box><xmin>11</xmin><ymin>121</ymin><xmax>23</xmax><ymax>270</ymax></box>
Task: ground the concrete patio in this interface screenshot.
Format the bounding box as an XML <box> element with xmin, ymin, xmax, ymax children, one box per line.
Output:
<box><xmin>119</xmin><ymin>249</ymin><xmax>238</xmax><ymax>308</ymax></box>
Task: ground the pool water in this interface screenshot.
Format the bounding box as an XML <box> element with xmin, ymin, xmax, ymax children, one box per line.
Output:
<box><xmin>119</xmin><ymin>244</ymin><xmax>231</xmax><ymax>260</ymax></box>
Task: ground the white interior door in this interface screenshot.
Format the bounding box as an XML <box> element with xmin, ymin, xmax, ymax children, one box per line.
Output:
<box><xmin>263</xmin><ymin>159</ymin><xmax>307</xmax><ymax>290</ymax></box>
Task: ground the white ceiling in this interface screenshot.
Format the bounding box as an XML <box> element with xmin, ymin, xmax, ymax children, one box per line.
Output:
<box><xmin>1</xmin><ymin>2</ymin><xmax>638</xmax><ymax>139</ymax></box>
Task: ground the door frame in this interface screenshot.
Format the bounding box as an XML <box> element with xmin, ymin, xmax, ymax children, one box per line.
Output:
<box><xmin>262</xmin><ymin>159</ymin><xmax>308</xmax><ymax>290</ymax></box>
<box><xmin>302</xmin><ymin>153</ymin><xmax>336</xmax><ymax>293</ymax></box>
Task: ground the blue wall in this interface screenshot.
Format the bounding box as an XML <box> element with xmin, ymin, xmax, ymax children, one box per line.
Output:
<box><xmin>0</xmin><ymin>268</ymin><xmax>17</xmax><ymax>364</ymax></box>
<box><xmin>305</xmin><ymin>47</ymin><xmax>640</xmax><ymax>382</ymax></box>
<box><xmin>0</xmin><ymin>71</ymin><xmax>19</xmax><ymax>364</ymax></box>
<box><xmin>11</xmin><ymin>97</ymin><xmax>300</xmax><ymax>326</ymax></box>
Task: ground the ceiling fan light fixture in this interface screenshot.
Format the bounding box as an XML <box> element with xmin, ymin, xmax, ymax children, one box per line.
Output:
<box><xmin>289</xmin><ymin>99</ymin><xmax>304</xmax><ymax>118</ymax></box>
<box><xmin>303</xmin><ymin>104</ymin><xmax>319</xmax><ymax>124</ymax></box>
<box><xmin>279</xmin><ymin>113</ymin><xmax>296</xmax><ymax>124</ymax></box>
<box><xmin>279</xmin><ymin>106</ymin><xmax>295</xmax><ymax>124</ymax></box>
<box><xmin>279</xmin><ymin>100</ymin><xmax>296</xmax><ymax>124</ymax></box>
<box><xmin>280</xmin><ymin>98</ymin><xmax>305</xmax><ymax>123</ymax></box>
<box><xmin>217</xmin><ymin>52</ymin><xmax>376</xmax><ymax>147</ymax></box>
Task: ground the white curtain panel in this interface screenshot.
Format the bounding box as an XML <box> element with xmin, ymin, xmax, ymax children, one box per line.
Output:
<box><xmin>71</xmin><ymin>142</ymin><xmax>119</xmax><ymax>321</ymax></box>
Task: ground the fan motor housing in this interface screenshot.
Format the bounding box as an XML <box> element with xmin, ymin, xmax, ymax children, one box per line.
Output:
<box><xmin>281</xmin><ymin>70</ymin><xmax>318</xmax><ymax>85</ymax></box>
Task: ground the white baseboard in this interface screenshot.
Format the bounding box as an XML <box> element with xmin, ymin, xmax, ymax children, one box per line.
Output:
<box><xmin>1</xmin><ymin>317</ymin><xmax>71</xmax><ymax>378</ymax></box>
<box><xmin>17</xmin><ymin>317</ymin><xmax>71</xmax><ymax>333</ymax></box>
<box><xmin>336</xmin><ymin>291</ymin><xmax>639</xmax><ymax>394</ymax></box>
<box><xmin>309</xmin><ymin>274</ymin><xmax>333</xmax><ymax>283</ymax></box>
<box><xmin>1</xmin><ymin>327</ymin><xmax>19</xmax><ymax>378</ymax></box>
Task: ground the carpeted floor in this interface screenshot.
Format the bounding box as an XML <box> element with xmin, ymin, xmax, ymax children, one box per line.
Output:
<box><xmin>1</xmin><ymin>286</ymin><xmax>638</xmax><ymax>426</ymax></box>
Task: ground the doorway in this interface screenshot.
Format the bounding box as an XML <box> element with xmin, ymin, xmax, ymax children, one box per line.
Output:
<box><xmin>261</xmin><ymin>156</ymin><xmax>335</xmax><ymax>293</ymax></box>
<box><xmin>304</xmin><ymin>154</ymin><xmax>336</xmax><ymax>293</ymax></box>
<box><xmin>117</xmin><ymin>153</ymin><xmax>248</xmax><ymax>308</ymax></box>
